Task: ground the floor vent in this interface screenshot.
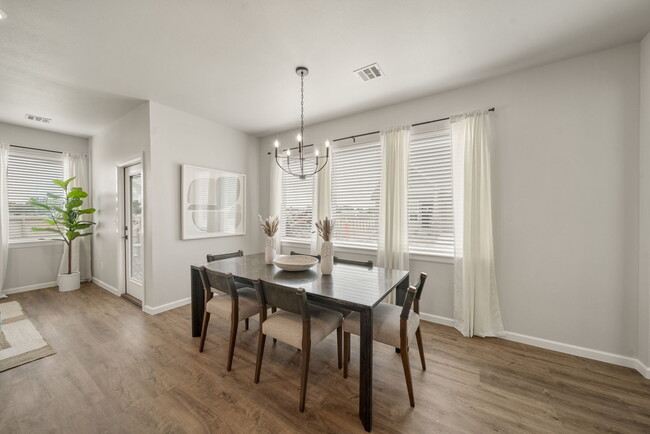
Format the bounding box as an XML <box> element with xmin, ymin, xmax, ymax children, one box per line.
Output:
<box><xmin>25</xmin><ymin>114</ymin><xmax>52</xmax><ymax>124</ymax></box>
<box><xmin>354</xmin><ymin>63</ymin><xmax>384</xmax><ymax>81</ymax></box>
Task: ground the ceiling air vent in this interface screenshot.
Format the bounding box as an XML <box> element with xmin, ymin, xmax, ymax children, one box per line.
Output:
<box><xmin>25</xmin><ymin>114</ymin><xmax>52</xmax><ymax>124</ymax></box>
<box><xmin>354</xmin><ymin>63</ymin><xmax>384</xmax><ymax>82</ymax></box>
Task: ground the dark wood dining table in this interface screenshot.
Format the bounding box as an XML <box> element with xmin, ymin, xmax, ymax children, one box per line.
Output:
<box><xmin>190</xmin><ymin>253</ymin><xmax>409</xmax><ymax>432</ymax></box>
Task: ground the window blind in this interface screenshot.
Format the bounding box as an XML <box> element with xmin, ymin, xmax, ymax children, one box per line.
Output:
<box><xmin>281</xmin><ymin>168</ymin><xmax>314</xmax><ymax>242</ymax></box>
<box><xmin>7</xmin><ymin>148</ymin><xmax>64</xmax><ymax>241</ymax></box>
<box><xmin>331</xmin><ymin>141</ymin><xmax>382</xmax><ymax>247</ymax></box>
<box><xmin>408</xmin><ymin>123</ymin><xmax>454</xmax><ymax>256</ymax></box>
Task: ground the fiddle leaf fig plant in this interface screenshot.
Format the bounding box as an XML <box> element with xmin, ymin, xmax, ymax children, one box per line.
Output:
<box><xmin>29</xmin><ymin>177</ymin><xmax>96</xmax><ymax>275</ymax></box>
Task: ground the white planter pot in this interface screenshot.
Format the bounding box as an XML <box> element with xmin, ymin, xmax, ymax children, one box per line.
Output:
<box><xmin>58</xmin><ymin>272</ymin><xmax>80</xmax><ymax>292</ymax></box>
<box><xmin>321</xmin><ymin>241</ymin><xmax>334</xmax><ymax>275</ymax></box>
<box><xmin>264</xmin><ymin>237</ymin><xmax>276</xmax><ymax>265</ymax></box>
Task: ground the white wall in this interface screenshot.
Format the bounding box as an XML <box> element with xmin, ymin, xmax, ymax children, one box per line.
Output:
<box><xmin>91</xmin><ymin>103</ymin><xmax>151</xmax><ymax>292</ymax></box>
<box><xmin>146</xmin><ymin>102</ymin><xmax>262</xmax><ymax>309</ymax></box>
<box><xmin>0</xmin><ymin>121</ymin><xmax>89</xmax><ymax>292</ymax></box>
<box><xmin>639</xmin><ymin>32</ymin><xmax>650</xmax><ymax>368</ymax></box>
<box><xmin>260</xmin><ymin>44</ymin><xmax>641</xmax><ymax>362</ymax></box>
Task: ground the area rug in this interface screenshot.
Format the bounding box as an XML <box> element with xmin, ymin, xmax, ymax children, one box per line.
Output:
<box><xmin>0</xmin><ymin>301</ymin><xmax>55</xmax><ymax>372</ymax></box>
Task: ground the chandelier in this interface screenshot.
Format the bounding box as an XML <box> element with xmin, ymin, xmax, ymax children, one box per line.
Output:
<box><xmin>274</xmin><ymin>67</ymin><xmax>330</xmax><ymax>180</ymax></box>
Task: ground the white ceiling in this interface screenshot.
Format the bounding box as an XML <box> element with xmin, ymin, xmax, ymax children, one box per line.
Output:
<box><xmin>1</xmin><ymin>0</ymin><xmax>650</xmax><ymax>138</ymax></box>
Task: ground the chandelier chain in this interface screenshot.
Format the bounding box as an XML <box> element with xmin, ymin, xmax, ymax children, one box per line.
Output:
<box><xmin>300</xmin><ymin>72</ymin><xmax>304</xmax><ymax>142</ymax></box>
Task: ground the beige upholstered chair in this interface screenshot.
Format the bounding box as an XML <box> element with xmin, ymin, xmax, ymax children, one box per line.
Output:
<box><xmin>343</xmin><ymin>272</ymin><xmax>428</xmax><ymax>407</ymax></box>
<box><xmin>206</xmin><ymin>250</ymin><xmax>254</xmax><ymax>329</ymax></box>
<box><xmin>253</xmin><ymin>280</ymin><xmax>343</xmax><ymax>412</ymax></box>
<box><xmin>198</xmin><ymin>267</ymin><xmax>260</xmax><ymax>371</ymax></box>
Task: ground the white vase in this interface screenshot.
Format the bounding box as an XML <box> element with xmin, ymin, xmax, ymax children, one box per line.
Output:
<box><xmin>265</xmin><ymin>237</ymin><xmax>276</xmax><ymax>265</ymax></box>
<box><xmin>58</xmin><ymin>272</ymin><xmax>80</xmax><ymax>292</ymax></box>
<box><xmin>321</xmin><ymin>241</ymin><xmax>334</xmax><ymax>275</ymax></box>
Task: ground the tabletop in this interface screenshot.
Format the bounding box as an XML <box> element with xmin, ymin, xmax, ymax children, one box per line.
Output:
<box><xmin>198</xmin><ymin>253</ymin><xmax>409</xmax><ymax>310</ymax></box>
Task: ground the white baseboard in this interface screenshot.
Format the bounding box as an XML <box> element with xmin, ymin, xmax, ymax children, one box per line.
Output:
<box><xmin>143</xmin><ymin>297</ymin><xmax>191</xmax><ymax>315</ymax></box>
<box><xmin>419</xmin><ymin>313</ymin><xmax>650</xmax><ymax>379</ymax></box>
<box><xmin>419</xmin><ymin>312</ymin><xmax>454</xmax><ymax>327</ymax></box>
<box><xmin>92</xmin><ymin>278</ymin><xmax>122</xmax><ymax>297</ymax></box>
<box><xmin>3</xmin><ymin>281</ymin><xmax>57</xmax><ymax>295</ymax></box>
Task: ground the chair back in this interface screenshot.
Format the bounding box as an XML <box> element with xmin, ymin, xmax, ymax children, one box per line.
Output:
<box><xmin>333</xmin><ymin>256</ymin><xmax>373</xmax><ymax>268</ymax></box>
<box><xmin>413</xmin><ymin>272</ymin><xmax>428</xmax><ymax>313</ymax></box>
<box><xmin>199</xmin><ymin>267</ymin><xmax>239</xmax><ymax>298</ymax></box>
<box><xmin>206</xmin><ymin>250</ymin><xmax>243</xmax><ymax>263</ymax></box>
<box><xmin>290</xmin><ymin>251</ymin><xmax>321</xmax><ymax>261</ymax></box>
<box><xmin>253</xmin><ymin>280</ymin><xmax>309</xmax><ymax>321</ymax></box>
<box><xmin>400</xmin><ymin>286</ymin><xmax>418</xmax><ymax>320</ymax></box>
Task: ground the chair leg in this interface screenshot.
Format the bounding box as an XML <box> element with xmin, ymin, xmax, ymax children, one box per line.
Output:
<box><xmin>343</xmin><ymin>332</ymin><xmax>350</xmax><ymax>378</ymax></box>
<box><xmin>415</xmin><ymin>326</ymin><xmax>426</xmax><ymax>371</ymax></box>
<box><xmin>254</xmin><ymin>333</ymin><xmax>266</xmax><ymax>383</ymax></box>
<box><xmin>400</xmin><ymin>341</ymin><xmax>415</xmax><ymax>407</ymax></box>
<box><xmin>199</xmin><ymin>311</ymin><xmax>210</xmax><ymax>352</ymax></box>
<box><xmin>245</xmin><ymin>318</ymin><xmax>249</xmax><ymax>331</ymax></box>
<box><xmin>299</xmin><ymin>343</ymin><xmax>311</xmax><ymax>412</ymax></box>
<box><xmin>271</xmin><ymin>307</ymin><xmax>277</xmax><ymax>343</ymax></box>
<box><xmin>226</xmin><ymin>313</ymin><xmax>239</xmax><ymax>371</ymax></box>
<box><xmin>337</xmin><ymin>326</ymin><xmax>342</xmax><ymax>369</ymax></box>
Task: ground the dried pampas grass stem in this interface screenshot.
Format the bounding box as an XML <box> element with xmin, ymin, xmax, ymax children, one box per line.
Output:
<box><xmin>315</xmin><ymin>217</ymin><xmax>334</xmax><ymax>242</ymax></box>
<box><xmin>259</xmin><ymin>215</ymin><xmax>279</xmax><ymax>237</ymax></box>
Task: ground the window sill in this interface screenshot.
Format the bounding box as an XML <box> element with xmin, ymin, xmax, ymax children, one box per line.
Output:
<box><xmin>9</xmin><ymin>239</ymin><xmax>63</xmax><ymax>249</ymax></box>
<box><xmin>280</xmin><ymin>240</ymin><xmax>454</xmax><ymax>264</ymax></box>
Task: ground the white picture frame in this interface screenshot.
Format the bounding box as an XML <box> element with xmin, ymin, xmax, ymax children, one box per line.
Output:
<box><xmin>181</xmin><ymin>164</ymin><xmax>246</xmax><ymax>240</ymax></box>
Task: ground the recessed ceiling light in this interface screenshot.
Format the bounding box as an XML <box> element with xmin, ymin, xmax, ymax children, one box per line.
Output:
<box><xmin>0</xmin><ymin>8</ymin><xmax>7</xmax><ymax>20</ymax></box>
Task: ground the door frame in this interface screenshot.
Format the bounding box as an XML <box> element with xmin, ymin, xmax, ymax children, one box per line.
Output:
<box><xmin>116</xmin><ymin>154</ymin><xmax>146</xmax><ymax>310</ymax></box>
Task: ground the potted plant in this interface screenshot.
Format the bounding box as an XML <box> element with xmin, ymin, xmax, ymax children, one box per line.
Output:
<box><xmin>315</xmin><ymin>217</ymin><xmax>334</xmax><ymax>275</ymax></box>
<box><xmin>30</xmin><ymin>177</ymin><xmax>96</xmax><ymax>291</ymax></box>
<box><xmin>259</xmin><ymin>215</ymin><xmax>279</xmax><ymax>264</ymax></box>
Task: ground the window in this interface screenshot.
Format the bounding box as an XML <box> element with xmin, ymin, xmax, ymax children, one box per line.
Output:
<box><xmin>408</xmin><ymin>122</ymin><xmax>454</xmax><ymax>256</ymax></box>
<box><xmin>7</xmin><ymin>147</ymin><xmax>64</xmax><ymax>241</ymax></box>
<box><xmin>281</xmin><ymin>169</ymin><xmax>314</xmax><ymax>242</ymax></box>
<box><xmin>331</xmin><ymin>141</ymin><xmax>382</xmax><ymax>247</ymax></box>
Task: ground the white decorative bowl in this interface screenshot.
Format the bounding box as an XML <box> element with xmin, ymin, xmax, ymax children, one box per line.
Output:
<box><xmin>273</xmin><ymin>255</ymin><xmax>319</xmax><ymax>272</ymax></box>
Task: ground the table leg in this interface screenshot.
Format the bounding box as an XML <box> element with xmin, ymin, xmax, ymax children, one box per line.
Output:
<box><xmin>359</xmin><ymin>308</ymin><xmax>373</xmax><ymax>432</ymax></box>
<box><xmin>191</xmin><ymin>266</ymin><xmax>204</xmax><ymax>337</ymax></box>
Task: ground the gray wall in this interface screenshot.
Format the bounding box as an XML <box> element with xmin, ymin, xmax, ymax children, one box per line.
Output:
<box><xmin>91</xmin><ymin>103</ymin><xmax>151</xmax><ymax>292</ymax></box>
<box><xmin>639</xmin><ymin>32</ymin><xmax>650</xmax><ymax>368</ymax></box>
<box><xmin>0</xmin><ymin>121</ymin><xmax>89</xmax><ymax>291</ymax></box>
<box><xmin>147</xmin><ymin>102</ymin><xmax>262</xmax><ymax>309</ymax></box>
<box><xmin>260</xmin><ymin>43</ymin><xmax>642</xmax><ymax>361</ymax></box>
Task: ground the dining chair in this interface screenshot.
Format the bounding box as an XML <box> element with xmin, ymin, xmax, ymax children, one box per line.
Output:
<box><xmin>290</xmin><ymin>251</ymin><xmax>321</xmax><ymax>261</ymax></box>
<box><xmin>343</xmin><ymin>272</ymin><xmax>428</xmax><ymax>407</ymax></box>
<box><xmin>252</xmin><ymin>279</ymin><xmax>343</xmax><ymax>412</ymax></box>
<box><xmin>206</xmin><ymin>250</ymin><xmax>252</xmax><ymax>329</ymax></box>
<box><xmin>333</xmin><ymin>256</ymin><xmax>374</xmax><ymax>268</ymax></box>
<box><xmin>198</xmin><ymin>266</ymin><xmax>260</xmax><ymax>371</ymax></box>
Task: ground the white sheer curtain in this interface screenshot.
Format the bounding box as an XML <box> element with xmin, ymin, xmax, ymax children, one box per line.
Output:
<box><xmin>0</xmin><ymin>143</ymin><xmax>8</xmax><ymax>298</ymax></box>
<box><xmin>58</xmin><ymin>153</ymin><xmax>92</xmax><ymax>282</ymax></box>
<box><xmin>377</xmin><ymin>126</ymin><xmax>410</xmax><ymax>303</ymax></box>
<box><xmin>269</xmin><ymin>158</ymin><xmax>283</xmax><ymax>252</ymax></box>
<box><xmin>451</xmin><ymin>109</ymin><xmax>504</xmax><ymax>337</ymax></box>
<box><xmin>310</xmin><ymin>155</ymin><xmax>331</xmax><ymax>255</ymax></box>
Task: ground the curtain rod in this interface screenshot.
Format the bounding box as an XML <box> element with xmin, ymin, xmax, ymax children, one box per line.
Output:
<box><xmin>332</xmin><ymin>107</ymin><xmax>495</xmax><ymax>143</ymax></box>
<box><xmin>10</xmin><ymin>144</ymin><xmax>63</xmax><ymax>154</ymax></box>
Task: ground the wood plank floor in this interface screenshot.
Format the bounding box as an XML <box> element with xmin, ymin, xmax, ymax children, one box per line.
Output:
<box><xmin>1</xmin><ymin>283</ymin><xmax>649</xmax><ymax>433</ymax></box>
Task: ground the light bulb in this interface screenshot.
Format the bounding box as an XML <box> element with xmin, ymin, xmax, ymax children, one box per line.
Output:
<box><xmin>274</xmin><ymin>140</ymin><xmax>279</xmax><ymax>147</ymax></box>
<box><xmin>325</xmin><ymin>140</ymin><xmax>330</xmax><ymax>147</ymax></box>
<box><xmin>287</xmin><ymin>149</ymin><xmax>291</xmax><ymax>156</ymax></box>
<box><xmin>297</xmin><ymin>134</ymin><xmax>302</xmax><ymax>142</ymax></box>
<box><xmin>315</xmin><ymin>150</ymin><xmax>320</xmax><ymax>156</ymax></box>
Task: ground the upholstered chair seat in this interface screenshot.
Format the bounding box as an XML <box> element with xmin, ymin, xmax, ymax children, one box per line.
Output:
<box><xmin>343</xmin><ymin>304</ymin><xmax>420</xmax><ymax>348</ymax></box>
<box><xmin>207</xmin><ymin>287</ymin><xmax>259</xmax><ymax>320</ymax></box>
<box><xmin>263</xmin><ymin>305</ymin><xmax>342</xmax><ymax>350</ymax></box>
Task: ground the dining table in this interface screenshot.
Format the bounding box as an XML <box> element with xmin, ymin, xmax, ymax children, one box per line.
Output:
<box><xmin>190</xmin><ymin>252</ymin><xmax>410</xmax><ymax>432</ymax></box>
